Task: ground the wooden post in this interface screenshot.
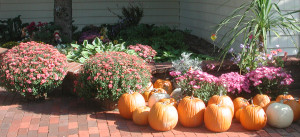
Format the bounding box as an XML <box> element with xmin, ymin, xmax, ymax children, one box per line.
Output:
<box><xmin>54</xmin><ymin>0</ymin><xmax>72</xmax><ymax>42</ymax></box>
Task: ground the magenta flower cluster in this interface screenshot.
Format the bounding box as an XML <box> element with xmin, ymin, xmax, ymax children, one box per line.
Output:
<box><xmin>128</xmin><ymin>44</ymin><xmax>157</xmax><ymax>62</ymax></box>
<box><xmin>246</xmin><ymin>66</ymin><xmax>293</xmax><ymax>86</ymax></box>
<box><xmin>75</xmin><ymin>52</ymin><xmax>151</xmax><ymax>101</ymax></box>
<box><xmin>0</xmin><ymin>41</ymin><xmax>67</xmax><ymax>97</ymax></box>
<box><xmin>171</xmin><ymin>69</ymin><xmax>220</xmax><ymax>102</ymax></box>
<box><xmin>218</xmin><ymin>72</ymin><xmax>250</xmax><ymax>94</ymax></box>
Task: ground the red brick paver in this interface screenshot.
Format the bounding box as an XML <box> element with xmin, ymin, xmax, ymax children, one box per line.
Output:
<box><xmin>0</xmin><ymin>88</ymin><xmax>300</xmax><ymax>137</ymax></box>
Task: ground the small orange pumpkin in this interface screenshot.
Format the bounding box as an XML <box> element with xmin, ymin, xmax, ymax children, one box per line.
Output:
<box><xmin>284</xmin><ymin>100</ymin><xmax>300</xmax><ymax>122</ymax></box>
<box><xmin>118</xmin><ymin>92</ymin><xmax>146</xmax><ymax>119</ymax></box>
<box><xmin>204</xmin><ymin>103</ymin><xmax>232</xmax><ymax>132</ymax></box>
<box><xmin>253</xmin><ymin>94</ymin><xmax>270</xmax><ymax>109</ymax></box>
<box><xmin>133</xmin><ymin>106</ymin><xmax>150</xmax><ymax>126</ymax></box>
<box><xmin>275</xmin><ymin>94</ymin><xmax>294</xmax><ymax>102</ymax></box>
<box><xmin>159</xmin><ymin>98</ymin><xmax>178</xmax><ymax>109</ymax></box>
<box><xmin>149</xmin><ymin>88</ymin><xmax>167</xmax><ymax>98</ymax></box>
<box><xmin>143</xmin><ymin>91</ymin><xmax>151</xmax><ymax>102</ymax></box>
<box><xmin>148</xmin><ymin>101</ymin><xmax>178</xmax><ymax>131</ymax></box>
<box><xmin>235</xmin><ymin>108</ymin><xmax>243</xmax><ymax>122</ymax></box>
<box><xmin>208</xmin><ymin>94</ymin><xmax>234</xmax><ymax>117</ymax></box>
<box><xmin>233</xmin><ymin>97</ymin><xmax>249</xmax><ymax>116</ymax></box>
<box><xmin>153</xmin><ymin>79</ymin><xmax>173</xmax><ymax>94</ymax></box>
<box><xmin>178</xmin><ymin>96</ymin><xmax>206</xmax><ymax>127</ymax></box>
<box><xmin>240</xmin><ymin>101</ymin><xmax>267</xmax><ymax>130</ymax></box>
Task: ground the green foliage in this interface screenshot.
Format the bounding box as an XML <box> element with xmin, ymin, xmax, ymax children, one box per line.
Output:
<box><xmin>66</xmin><ymin>37</ymin><xmax>137</xmax><ymax>63</ymax></box>
<box><xmin>214</xmin><ymin>0</ymin><xmax>300</xmax><ymax>72</ymax></box>
<box><xmin>32</xmin><ymin>22</ymin><xmax>62</xmax><ymax>45</ymax></box>
<box><xmin>0</xmin><ymin>41</ymin><xmax>19</xmax><ymax>49</ymax></box>
<box><xmin>0</xmin><ymin>15</ymin><xmax>25</xmax><ymax>45</ymax></box>
<box><xmin>75</xmin><ymin>52</ymin><xmax>151</xmax><ymax>101</ymax></box>
<box><xmin>117</xmin><ymin>24</ymin><xmax>191</xmax><ymax>62</ymax></box>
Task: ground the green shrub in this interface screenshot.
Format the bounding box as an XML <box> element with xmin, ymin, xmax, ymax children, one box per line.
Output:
<box><xmin>117</xmin><ymin>24</ymin><xmax>188</xmax><ymax>62</ymax></box>
<box><xmin>74</xmin><ymin>52</ymin><xmax>151</xmax><ymax>101</ymax></box>
<box><xmin>66</xmin><ymin>37</ymin><xmax>137</xmax><ymax>63</ymax></box>
<box><xmin>0</xmin><ymin>41</ymin><xmax>19</xmax><ymax>49</ymax></box>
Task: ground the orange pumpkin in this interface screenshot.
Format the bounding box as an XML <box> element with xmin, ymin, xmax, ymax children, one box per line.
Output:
<box><xmin>118</xmin><ymin>92</ymin><xmax>146</xmax><ymax>119</ymax></box>
<box><xmin>275</xmin><ymin>94</ymin><xmax>294</xmax><ymax>102</ymax></box>
<box><xmin>178</xmin><ymin>96</ymin><xmax>206</xmax><ymax>127</ymax></box>
<box><xmin>153</xmin><ymin>79</ymin><xmax>173</xmax><ymax>94</ymax></box>
<box><xmin>204</xmin><ymin>103</ymin><xmax>232</xmax><ymax>132</ymax></box>
<box><xmin>240</xmin><ymin>104</ymin><xmax>267</xmax><ymax>130</ymax></box>
<box><xmin>133</xmin><ymin>106</ymin><xmax>150</xmax><ymax>125</ymax></box>
<box><xmin>143</xmin><ymin>91</ymin><xmax>151</xmax><ymax>102</ymax></box>
<box><xmin>235</xmin><ymin>108</ymin><xmax>243</xmax><ymax>122</ymax></box>
<box><xmin>159</xmin><ymin>98</ymin><xmax>178</xmax><ymax>109</ymax></box>
<box><xmin>253</xmin><ymin>94</ymin><xmax>270</xmax><ymax>109</ymax></box>
<box><xmin>233</xmin><ymin>97</ymin><xmax>249</xmax><ymax>116</ymax></box>
<box><xmin>149</xmin><ymin>88</ymin><xmax>167</xmax><ymax>98</ymax></box>
<box><xmin>263</xmin><ymin>101</ymin><xmax>277</xmax><ymax>112</ymax></box>
<box><xmin>284</xmin><ymin>100</ymin><xmax>300</xmax><ymax>122</ymax></box>
<box><xmin>148</xmin><ymin>101</ymin><xmax>178</xmax><ymax>131</ymax></box>
<box><xmin>208</xmin><ymin>94</ymin><xmax>234</xmax><ymax>117</ymax></box>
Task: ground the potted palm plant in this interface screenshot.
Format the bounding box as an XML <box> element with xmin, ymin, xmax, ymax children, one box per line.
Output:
<box><xmin>214</xmin><ymin>0</ymin><xmax>300</xmax><ymax>73</ymax></box>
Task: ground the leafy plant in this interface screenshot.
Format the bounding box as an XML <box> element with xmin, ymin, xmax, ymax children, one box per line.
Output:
<box><xmin>230</xmin><ymin>44</ymin><xmax>285</xmax><ymax>73</ymax></box>
<box><xmin>171</xmin><ymin>52</ymin><xmax>203</xmax><ymax>74</ymax></box>
<box><xmin>108</xmin><ymin>1</ymin><xmax>144</xmax><ymax>38</ymax></box>
<box><xmin>214</xmin><ymin>0</ymin><xmax>300</xmax><ymax>72</ymax></box>
<box><xmin>0</xmin><ymin>41</ymin><xmax>67</xmax><ymax>99</ymax></box>
<box><xmin>0</xmin><ymin>41</ymin><xmax>19</xmax><ymax>49</ymax></box>
<box><xmin>74</xmin><ymin>52</ymin><xmax>151</xmax><ymax>101</ymax></box>
<box><xmin>66</xmin><ymin>37</ymin><xmax>137</xmax><ymax>63</ymax></box>
<box><xmin>0</xmin><ymin>15</ymin><xmax>25</xmax><ymax>45</ymax></box>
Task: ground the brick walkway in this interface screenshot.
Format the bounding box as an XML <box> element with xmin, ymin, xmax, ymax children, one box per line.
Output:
<box><xmin>0</xmin><ymin>88</ymin><xmax>299</xmax><ymax>137</ymax></box>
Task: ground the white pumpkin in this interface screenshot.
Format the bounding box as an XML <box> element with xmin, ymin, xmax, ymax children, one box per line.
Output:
<box><xmin>148</xmin><ymin>93</ymin><xmax>170</xmax><ymax>108</ymax></box>
<box><xmin>266</xmin><ymin>102</ymin><xmax>293</xmax><ymax>128</ymax></box>
<box><xmin>170</xmin><ymin>88</ymin><xmax>183</xmax><ymax>101</ymax></box>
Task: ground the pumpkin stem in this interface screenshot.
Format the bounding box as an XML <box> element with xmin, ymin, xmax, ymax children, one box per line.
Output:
<box><xmin>250</xmin><ymin>98</ymin><xmax>254</xmax><ymax>107</ymax></box>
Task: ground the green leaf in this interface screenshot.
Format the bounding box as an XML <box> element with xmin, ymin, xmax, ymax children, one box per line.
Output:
<box><xmin>71</xmin><ymin>44</ymin><xmax>79</xmax><ymax>48</ymax></box>
<box><xmin>86</xmin><ymin>44</ymin><xmax>94</xmax><ymax>50</ymax></box>
<box><xmin>79</xmin><ymin>57</ymin><xmax>87</xmax><ymax>63</ymax></box>
<box><xmin>81</xmin><ymin>51</ymin><xmax>90</xmax><ymax>58</ymax></box>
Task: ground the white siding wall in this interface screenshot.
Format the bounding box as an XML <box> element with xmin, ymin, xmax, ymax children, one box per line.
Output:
<box><xmin>179</xmin><ymin>0</ymin><xmax>300</xmax><ymax>55</ymax></box>
<box><xmin>73</xmin><ymin>0</ymin><xmax>180</xmax><ymax>29</ymax></box>
<box><xmin>0</xmin><ymin>0</ymin><xmax>180</xmax><ymax>28</ymax></box>
<box><xmin>0</xmin><ymin>0</ymin><xmax>54</xmax><ymax>23</ymax></box>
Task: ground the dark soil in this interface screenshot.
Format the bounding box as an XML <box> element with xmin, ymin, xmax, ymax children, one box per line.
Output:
<box><xmin>182</xmin><ymin>32</ymin><xmax>232</xmax><ymax>59</ymax></box>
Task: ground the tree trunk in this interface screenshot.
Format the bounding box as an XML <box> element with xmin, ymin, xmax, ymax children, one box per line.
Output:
<box><xmin>54</xmin><ymin>0</ymin><xmax>72</xmax><ymax>42</ymax></box>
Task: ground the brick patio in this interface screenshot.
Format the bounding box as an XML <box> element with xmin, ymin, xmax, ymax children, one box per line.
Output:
<box><xmin>0</xmin><ymin>87</ymin><xmax>299</xmax><ymax>137</ymax></box>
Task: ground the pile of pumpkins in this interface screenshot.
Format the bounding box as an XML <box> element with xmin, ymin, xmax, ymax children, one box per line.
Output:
<box><xmin>117</xmin><ymin>79</ymin><xmax>300</xmax><ymax>132</ymax></box>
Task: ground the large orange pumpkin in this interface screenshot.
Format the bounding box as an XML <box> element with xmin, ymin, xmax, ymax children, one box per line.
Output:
<box><xmin>284</xmin><ymin>100</ymin><xmax>300</xmax><ymax>122</ymax></box>
<box><xmin>148</xmin><ymin>101</ymin><xmax>178</xmax><ymax>131</ymax></box>
<box><xmin>263</xmin><ymin>101</ymin><xmax>277</xmax><ymax>112</ymax></box>
<box><xmin>240</xmin><ymin>104</ymin><xmax>267</xmax><ymax>130</ymax></box>
<box><xmin>159</xmin><ymin>98</ymin><xmax>178</xmax><ymax>109</ymax></box>
<box><xmin>133</xmin><ymin>106</ymin><xmax>150</xmax><ymax>126</ymax></box>
<box><xmin>153</xmin><ymin>79</ymin><xmax>173</xmax><ymax>94</ymax></box>
<box><xmin>204</xmin><ymin>103</ymin><xmax>232</xmax><ymax>132</ymax></box>
<box><xmin>178</xmin><ymin>96</ymin><xmax>206</xmax><ymax>127</ymax></box>
<box><xmin>253</xmin><ymin>94</ymin><xmax>270</xmax><ymax>109</ymax></box>
<box><xmin>233</xmin><ymin>97</ymin><xmax>249</xmax><ymax>116</ymax></box>
<box><xmin>118</xmin><ymin>92</ymin><xmax>146</xmax><ymax>119</ymax></box>
<box><xmin>275</xmin><ymin>94</ymin><xmax>294</xmax><ymax>102</ymax></box>
<box><xmin>149</xmin><ymin>88</ymin><xmax>167</xmax><ymax>98</ymax></box>
<box><xmin>208</xmin><ymin>94</ymin><xmax>234</xmax><ymax>117</ymax></box>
